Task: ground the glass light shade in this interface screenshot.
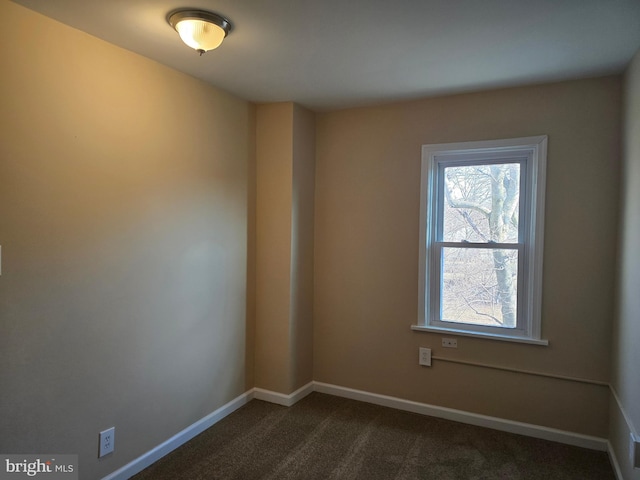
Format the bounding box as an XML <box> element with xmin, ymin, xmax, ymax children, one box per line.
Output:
<box><xmin>175</xmin><ymin>19</ymin><xmax>225</xmax><ymax>52</ymax></box>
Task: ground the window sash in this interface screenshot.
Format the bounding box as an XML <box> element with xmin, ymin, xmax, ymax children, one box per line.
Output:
<box><xmin>436</xmin><ymin>158</ymin><xmax>527</xmax><ymax>245</ymax></box>
<box><xmin>429</xmin><ymin>243</ymin><xmax>526</xmax><ymax>335</ymax></box>
<box><xmin>431</xmin><ymin>157</ymin><xmax>527</xmax><ymax>334</ymax></box>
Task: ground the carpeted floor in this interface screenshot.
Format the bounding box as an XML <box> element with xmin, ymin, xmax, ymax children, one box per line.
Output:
<box><xmin>132</xmin><ymin>392</ymin><xmax>615</xmax><ymax>479</ymax></box>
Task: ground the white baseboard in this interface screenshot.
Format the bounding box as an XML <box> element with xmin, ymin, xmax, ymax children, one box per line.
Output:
<box><xmin>607</xmin><ymin>440</ymin><xmax>624</xmax><ymax>480</ymax></box>
<box><xmin>253</xmin><ymin>382</ymin><xmax>314</xmax><ymax>407</ymax></box>
<box><xmin>609</xmin><ymin>385</ymin><xmax>639</xmax><ymax>480</ymax></box>
<box><xmin>101</xmin><ymin>390</ymin><xmax>254</xmax><ymax>480</ymax></box>
<box><xmin>313</xmin><ymin>382</ymin><xmax>608</xmax><ymax>452</ymax></box>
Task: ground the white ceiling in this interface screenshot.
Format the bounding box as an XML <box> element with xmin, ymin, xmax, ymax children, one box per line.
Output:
<box><xmin>12</xmin><ymin>0</ymin><xmax>640</xmax><ymax>111</ymax></box>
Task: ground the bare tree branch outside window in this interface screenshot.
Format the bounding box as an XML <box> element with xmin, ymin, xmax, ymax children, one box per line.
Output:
<box><xmin>441</xmin><ymin>164</ymin><xmax>520</xmax><ymax>327</ymax></box>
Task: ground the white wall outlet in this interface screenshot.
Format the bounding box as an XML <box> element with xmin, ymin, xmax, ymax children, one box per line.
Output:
<box><xmin>99</xmin><ymin>427</ymin><xmax>115</xmax><ymax>458</ymax></box>
<box><xmin>631</xmin><ymin>432</ymin><xmax>640</xmax><ymax>469</ymax></box>
<box><xmin>419</xmin><ymin>347</ymin><xmax>431</xmax><ymax>366</ymax></box>
<box><xmin>442</xmin><ymin>338</ymin><xmax>457</xmax><ymax>348</ymax></box>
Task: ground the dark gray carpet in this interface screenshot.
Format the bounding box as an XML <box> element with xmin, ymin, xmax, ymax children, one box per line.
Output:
<box><xmin>132</xmin><ymin>392</ymin><xmax>615</xmax><ymax>479</ymax></box>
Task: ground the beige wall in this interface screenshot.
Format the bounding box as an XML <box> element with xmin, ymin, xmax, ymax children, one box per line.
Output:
<box><xmin>255</xmin><ymin>103</ymin><xmax>315</xmax><ymax>394</ymax></box>
<box><xmin>255</xmin><ymin>103</ymin><xmax>295</xmax><ymax>393</ymax></box>
<box><xmin>611</xmin><ymin>47</ymin><xmax>640</xmax><ymax>479</ymax></box>
<box><xmin>314</xmin><ymin>76</ymin><xmax>621</xmax><ymax>437</ymax></box>
<box><xmin>0</xmin><ymin>2</ymin><xmax>254</xmax><ymax>479</ymax></box>
<box><xmin>291</xmin><ymin>105</ymin><xmax>315</xmax><ymax>391</ymax></box>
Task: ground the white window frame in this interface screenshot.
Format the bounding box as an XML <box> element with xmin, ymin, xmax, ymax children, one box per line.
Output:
<box><xmin>413</xmin><ymin>136</ymin><xmax>548</xmax><ymax>345</ymax></box>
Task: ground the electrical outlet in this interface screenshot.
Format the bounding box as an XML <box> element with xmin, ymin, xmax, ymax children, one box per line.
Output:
<box><xmin>99</xmin><ymin>427</ymin><xmax>115</xmax><ymax>458</ymax></box>
<box><xmin>442</xmin><ymin>338</ymin><xmax>457</xmax><ymax>348</ymax></box>
<box><xmin>419</xmin><ymin>347</ymin><xmax>431</xmax><ymax>366</ymax></box>
<box><xmin>631</xmin><ymin>432</ymin><xmax>640</xmax><ymax>469</ymax></box>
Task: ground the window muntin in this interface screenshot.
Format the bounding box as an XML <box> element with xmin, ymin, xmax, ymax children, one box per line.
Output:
<box><xmin>417</xmin><ymin>137</ymin><xmax>547</xmax><ymax>343</ymax></box>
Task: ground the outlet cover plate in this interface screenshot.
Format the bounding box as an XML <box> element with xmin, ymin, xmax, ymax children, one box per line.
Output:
<box><xmin>99</xmin><ymin>427</ymin><xmax>115</xmax><ymax>458</ymax></box>
<box><xmin>419</xmin><ymin>347</ymin><xmax>432</xmax><ymax>366</ymax></box>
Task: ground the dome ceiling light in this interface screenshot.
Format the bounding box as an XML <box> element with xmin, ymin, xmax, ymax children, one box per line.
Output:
<box><xmin>167</xmin><ymin>9</ymin><xmax>232</xmax><ymax>55</ymax></box>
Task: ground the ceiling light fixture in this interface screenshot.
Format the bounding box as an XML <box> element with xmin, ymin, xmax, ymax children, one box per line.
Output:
<box><xmin>167</xmin><ymin>9</ymin><xmax>232</xmax><ymax>56</ymax></box>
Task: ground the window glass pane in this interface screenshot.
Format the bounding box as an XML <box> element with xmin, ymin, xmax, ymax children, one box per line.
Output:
<box><xmin>441</xmin><ymin>247</ymin><xmax>518</xmax><ymax>328</ymax></box>
<box><xmin>443</xmin><ymin>163</ymin><xmax>520</xmax><ymax>243</ymax></box>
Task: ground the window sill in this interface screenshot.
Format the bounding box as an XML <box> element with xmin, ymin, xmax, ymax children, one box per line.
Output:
<box><xmin>410</xmin><ymin>325</ymin><xmax>549</xmax><ymax>346</ymax></box>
